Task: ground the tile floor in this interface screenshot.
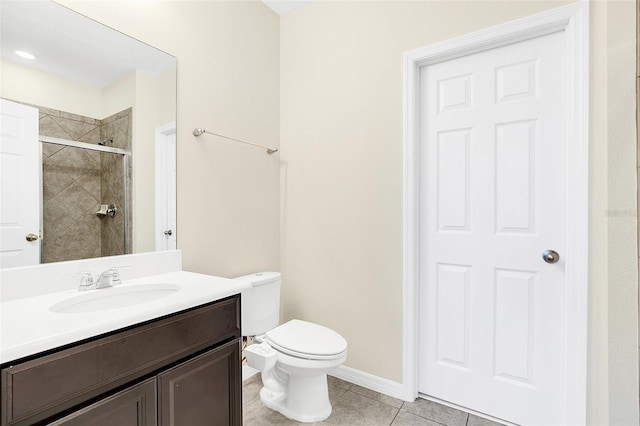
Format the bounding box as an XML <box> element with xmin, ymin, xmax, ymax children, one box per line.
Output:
<box><xmin>243</xmin><ymin>374</ymin><xmax>505</xmax><ymax>426</ymax></box>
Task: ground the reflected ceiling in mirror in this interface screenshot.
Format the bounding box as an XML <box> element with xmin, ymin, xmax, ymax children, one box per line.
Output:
<box><xmin>1</xmin><ymin>1</ymin><xmax>175</xmax><ymax>87</ymax></box>
<box><xmin>0</xmin><ymin>0</ymin><xmax>177</xmax><ymax>268</ymax></box>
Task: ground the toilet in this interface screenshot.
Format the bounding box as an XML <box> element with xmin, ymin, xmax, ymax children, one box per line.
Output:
<box><xmin>234</xmin><ymin>272</ymin><xmax>347</xmax><ymax>423</ymax></box>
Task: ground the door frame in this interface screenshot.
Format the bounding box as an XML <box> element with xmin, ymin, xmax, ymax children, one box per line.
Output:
<box><xmin>155</xmin><ymin>122</ymin><xmax>177</xmax><ymax>251</ymax></box>
<box><xmin>402</xmin><ymin>2</ymin><xmax>589</xmax><ymax>424</ymax></box>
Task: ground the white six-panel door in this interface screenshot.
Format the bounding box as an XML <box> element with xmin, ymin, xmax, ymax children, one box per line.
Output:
<box><xmin>0</xmin><ymin>99</ymin><xmax>40</xmax><ymax>268</ymax></box>
<box><xmin>418</xmin><ymin>31</ymin><xmax>566</xmax><ymax>425</ymax></box>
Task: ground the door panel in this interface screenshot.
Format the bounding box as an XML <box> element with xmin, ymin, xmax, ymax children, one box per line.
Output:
<box><xmin>419</xmin><ymin>31</ymin><xmax>566</xmax><ymax>425</ymax></box>
<box><xmin>0</xmin><ymin>99</ymin><xmax>40</xmax><ymax>268</ymax></box>
<box><xmin>48</xmin><ymin>379</ymin><xmax>157</xmax><ymax>426</ymax></box>
<box><xmin>158</xmin><ymin>340</ymin><xmax>242</xmax><ymax>426</ymax></box>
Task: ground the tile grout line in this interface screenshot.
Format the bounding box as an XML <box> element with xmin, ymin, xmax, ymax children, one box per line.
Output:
<box><xmin>347</xmin><ymin>387</ymin><xmax>404</xmax><ymax>410</ymax></box>
<box><xmin>388</xmin><ymin>406</ymin><xmax>401</xmax><ymax>426</ymax></box>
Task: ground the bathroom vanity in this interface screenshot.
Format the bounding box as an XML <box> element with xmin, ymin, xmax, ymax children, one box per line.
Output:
<box><xmin>2</xmin><ymin>297</ymin><xmax>240</xmax><ymax>425</ymax></box>
<box><xmin>0</xmin><ymin>254</ymin><xmax>249</xmax><ymax>426</ymax></box>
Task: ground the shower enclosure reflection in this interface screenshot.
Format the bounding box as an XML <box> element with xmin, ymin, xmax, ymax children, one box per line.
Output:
<box><xmin>40</xmin><ymin>106</ymin><xmax>131</xmax><ymax>263</ymax></box>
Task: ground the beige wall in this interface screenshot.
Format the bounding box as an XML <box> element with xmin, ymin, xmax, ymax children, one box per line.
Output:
<box><xmin>602</xmin><ymin>1</ymin><xmax>638</xmax><ymax>424</ymax></box>
<box><xmin>58</xmin><ymin>0</ymin><xmax>281</xmax><ymax>277</ymax></box>
<box><xmin>280</xmin><ymin>1</ymin><xmax>637</xmax><ymax>425</ymax></box>
<box><xmin>0</xmin><ymin>59</ymin><xmax>103</xmax><ymax>118</ymax></box>
<box><xmin>101</xmin><ymin>72</ymin><xmax>136</xmax><ymax>119</ymax></box>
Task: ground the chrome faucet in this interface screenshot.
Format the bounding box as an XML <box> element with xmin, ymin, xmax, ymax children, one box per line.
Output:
<box><xmin>95</xmin><ymin>267</ymin><xmax>121</xmax><ymax>289</ymax></box>
<box><xmin>76</xmin><ymin>267</ymin><xmax>121</xmax><ymax>291</ymax></box>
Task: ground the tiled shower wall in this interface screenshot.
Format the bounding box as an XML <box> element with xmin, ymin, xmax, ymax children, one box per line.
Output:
<box><xmin>37</xmin><ymin>105</ymin><xmax>132</xmax><ymax>263</ymax></box>
<box><xmin>40</xmin><ymin>107</ymin><xmax>102</xmax><ymax>263</ymax></box>
<box><xmin>100</xmin><ymin>109</ymin><xmax>132</xmax><ymax>257</ymax></box>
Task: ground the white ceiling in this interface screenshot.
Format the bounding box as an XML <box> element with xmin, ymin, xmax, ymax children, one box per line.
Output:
<box><xmin>261</xmin><ymin>0</ymin><xmax>311</xmax><ymax>15</ymax></box>
<box><xmin>0</xmin><ymin>1</ymin><xmax>176</xmax><ymax>89</ymax></box>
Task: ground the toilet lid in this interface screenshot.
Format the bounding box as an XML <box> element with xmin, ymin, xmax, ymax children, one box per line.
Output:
<box><xmin>265</xmin><ymin>319</ymin><xmax>347</xmax><ymax>360</ymax></box>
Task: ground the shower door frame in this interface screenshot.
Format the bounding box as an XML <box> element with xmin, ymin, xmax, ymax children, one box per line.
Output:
<box><xmin>39</xmin><ymin>136</ymin><xmax>130</xmax><ymax>259</ymax></box>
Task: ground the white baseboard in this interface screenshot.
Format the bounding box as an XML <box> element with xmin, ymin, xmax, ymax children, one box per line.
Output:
<box><xmin>245</xmin><ymin>362</ymin><xmax>412</xmax><ymax>402</ymax></box>
<box><xmin>242</xmin><ymin>365</ymin><xmax>259</xmax><ymax>381</ymax></box>
<box><xmin>329</xmin><ymin>365</ymin><xmax>411</xmax><ymax>402</ymax></box>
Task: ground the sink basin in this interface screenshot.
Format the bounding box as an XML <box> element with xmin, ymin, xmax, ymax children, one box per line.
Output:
<box><xmin>50</xmin><ymin>284</ymin><xmax>181</xmax><ymax>314</ymax></box>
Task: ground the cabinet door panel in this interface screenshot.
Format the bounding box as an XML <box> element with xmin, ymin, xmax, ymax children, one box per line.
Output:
<box><xmin>158</xmin><ymin>340</ymin><xmax>241</xmax><ymax>426</ymax></box>
<box><xmin>48</xmin><ymin>378</ymin><xmax>157</xmax><ymax>426</ymax></box>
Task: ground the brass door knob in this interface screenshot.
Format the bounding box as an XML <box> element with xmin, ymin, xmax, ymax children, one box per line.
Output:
<box><xmin>26</xmin><ymin>233</ymin><xmax>39</xmax><ymax>242</ymax></box>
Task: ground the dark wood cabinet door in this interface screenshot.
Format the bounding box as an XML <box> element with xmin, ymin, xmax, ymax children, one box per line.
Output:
<box><xmin>48</xmin><ymin>378</ymin><xmax>157</xmax><ymax>426</ymax></box>
<box><xmin>158</xmin><ymin>340</ymin><xmax>241</xmax><ymax>426</ymax></box>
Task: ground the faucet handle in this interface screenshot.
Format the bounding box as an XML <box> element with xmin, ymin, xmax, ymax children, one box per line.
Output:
<box><xmin>95</xmin><ymin>266</ymin><xmax>120</xmax><ymax>289</ymax></box>
<box><xmin>108</xmin><ymin>266</ymin><xmax>121</xmax><ymax>286</ymax></box>
<box><xmin>74</xmin><ymin>270</ymin><xmax>95</xmax><ymax>291</ymax></box>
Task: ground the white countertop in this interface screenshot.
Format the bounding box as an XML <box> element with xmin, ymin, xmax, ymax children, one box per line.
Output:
<box><xmin>0</xmin><ymin>271</ymin><xmax>250</xmax><ymax>364</ymax></box>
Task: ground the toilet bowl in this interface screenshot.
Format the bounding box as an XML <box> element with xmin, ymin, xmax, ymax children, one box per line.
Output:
<box><xmin>235</xmin><ymin>273</ymin><xmax>348</xmax><ymax>423</ymax></box>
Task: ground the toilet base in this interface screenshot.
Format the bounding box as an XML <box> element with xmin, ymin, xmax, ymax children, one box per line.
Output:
<box><xmin>259</xmin><ymin>371</ymin><xmax>333</xmax><ymax>423</ymax></box>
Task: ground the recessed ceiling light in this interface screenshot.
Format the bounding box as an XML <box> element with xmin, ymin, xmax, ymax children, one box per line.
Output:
<box><xmin>15</xmin><ymin>50</ymin><xmax>36</xmax><ymax>60</ymax></box>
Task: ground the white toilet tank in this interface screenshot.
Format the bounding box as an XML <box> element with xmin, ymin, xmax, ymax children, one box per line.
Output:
<box><xmin>234</xmin><ymin>272</ymin><xmax>281</xmax><ymax>337</ymax></box>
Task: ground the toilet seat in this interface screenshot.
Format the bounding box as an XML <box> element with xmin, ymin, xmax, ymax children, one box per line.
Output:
<box><xmin>265</xmin><ymin>319</ymin><xmax>347</xmax><ymax>361</ymax></box>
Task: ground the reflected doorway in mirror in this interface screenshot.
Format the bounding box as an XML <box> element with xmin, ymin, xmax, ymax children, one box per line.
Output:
<box><xmin>155</xmin><ymin>122</ymin><xmax>176</xmax><ymax>251</ymax></box>
<box><xmin>0</xmin><ymin>99</ymin><xmax>40</xmax><ymax>268</ymax></box>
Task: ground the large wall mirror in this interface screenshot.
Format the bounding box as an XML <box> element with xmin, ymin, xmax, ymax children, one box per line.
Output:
<box><xmin>0</xmin><ymin>1</ymin><xmax>177</xmax><ymax>268</ymax></box>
